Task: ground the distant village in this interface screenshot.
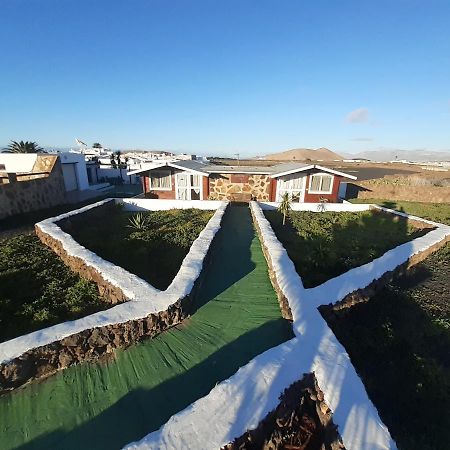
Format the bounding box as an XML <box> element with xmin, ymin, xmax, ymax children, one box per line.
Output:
<box><xmin>1</xmin><ymin>140</ymin><xmax>449</xmax><ymax>222</ymax></box>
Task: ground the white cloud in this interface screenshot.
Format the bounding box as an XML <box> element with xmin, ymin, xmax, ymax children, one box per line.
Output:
<box><xmin>345</xmin><ymin>107</ymin><xmax>369</xmax><ymax>123</ymax></box>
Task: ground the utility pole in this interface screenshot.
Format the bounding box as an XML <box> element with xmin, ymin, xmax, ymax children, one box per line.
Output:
<box><xmin>234</xmin><ymin>152</ymin><xmax>240</xmax><ymax>166</ymax></box>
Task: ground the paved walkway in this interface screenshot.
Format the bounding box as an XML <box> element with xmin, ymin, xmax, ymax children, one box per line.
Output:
<box><xmin>0</xmin><ymin>205</ymin><xmax>293</xmax><ymax>450</ymax></box>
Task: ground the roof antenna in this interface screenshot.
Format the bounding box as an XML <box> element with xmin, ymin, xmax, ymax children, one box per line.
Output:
<box><xmin>75</xmin><ymin>138</ymin><xmax>87</xmax><ymax>154</ymax></box>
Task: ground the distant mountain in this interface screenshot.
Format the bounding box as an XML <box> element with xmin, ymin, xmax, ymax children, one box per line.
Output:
<box><xmin>347</xmin><ymin>149</ymin><xmax>450</xmax><ymax>163</ymax></box>
<box><xmin>263</xmin><ymin>147</ymin><xmax>343</xmax><ymax>161</ymax></box>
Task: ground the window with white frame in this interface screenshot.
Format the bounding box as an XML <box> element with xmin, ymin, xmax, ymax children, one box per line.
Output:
<box><xmin>309</xmin><ymin>173</ymin><xmax>333</xmax><ymax>194</ymax></box>
<box><xmin>149</xmin><ymin>170</ymin><xmax>172</xmax><ymax>190</ymax></box>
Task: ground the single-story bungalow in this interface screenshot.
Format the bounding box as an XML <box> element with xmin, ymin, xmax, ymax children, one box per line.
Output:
<box><xmin>128</xmin><ymin>161</ymin><xmax>357</xmax><ymax>203</ymax></box>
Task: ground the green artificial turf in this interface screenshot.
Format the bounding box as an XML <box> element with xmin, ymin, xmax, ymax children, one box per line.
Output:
<box><xmin>0</xmin><ymin>205</ymin><xmax>293</xmax><ymax>450</ymax></box>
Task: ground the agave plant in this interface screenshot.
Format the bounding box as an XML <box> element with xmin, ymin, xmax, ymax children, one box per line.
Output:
<box><xmin>127</xmin><ymin>213</ymin><xmax>149</xmax><ymax>231</ymax></box>
<box><xmin>278</xmin><ymin>193</ymin><xmax>292</xmax><ymax>225</ymax></box>
<box><xmin>317</xmin><ymin>197</ymin><xmax>329</xmax><ymax>212</ymax></box>
<box><xmin>3</xmin><ymin>140</ymin><xmax>44</xmax><ymax>153</ymax></box>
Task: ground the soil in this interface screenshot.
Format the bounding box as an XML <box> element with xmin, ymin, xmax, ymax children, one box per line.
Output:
<box><xmin>327</xmin><ymin>242</ymin><xmax>450</xmax><ymax>450</ymax></box>
<box><xmin>222</xmin><ymin>373</ymin><xmax>344</xmax><ymax>450</ymax></box>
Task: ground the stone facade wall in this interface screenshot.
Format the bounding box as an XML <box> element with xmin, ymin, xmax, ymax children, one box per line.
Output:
<box><xmin>0</xmin><ymin>155</ymin><xmax>66</xmax><ymax>220</ymax></box>
<box><xmin>209</xmin><ymin>173</ymin><xmax>272</xmax><ymax>201</ymax></box>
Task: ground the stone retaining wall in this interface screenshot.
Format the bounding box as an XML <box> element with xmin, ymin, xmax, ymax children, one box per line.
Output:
<box><xmin>250</xmin><ymin>206</ymin><xmax>293</xmax><ymax>321</ymax></box>
<box><xmin>0</xmin><ymin>299</ymin><xmax>186</xmax><ymax>394</ymax></box>
<box><xmin>0</xmin><ymin>200</ymin><xmax>226</xmax><ymax>394</ymax></box>
<box><xmin>0</xmin><ymin>232</ymin><xmax>218</xmax><ymax>395</ymax></box>
<box><xmin>36</xmin><ymin>200</ymin><xmax>128</xmax><ymax>305</ymax></box>
<box><xmin>222</xmin><ymin>373</ymin><xmax>343</xmax><ymax>450</ymax></box>
<box><xmin>320</xmin><ymin>233</ymin><xmax>450</xmax><ymax>320</ymax></box>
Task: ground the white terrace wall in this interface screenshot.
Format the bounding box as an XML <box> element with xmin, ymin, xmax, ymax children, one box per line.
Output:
<box><xmin>125</xmin><ymin>202</ymin><xmax>450</xmax><ymax>450</ymax></box>
<box><xmin>258</xmin><ymin>201</ymin><xmax>371</xmax><ymax>212</ymax></box>
<box><xmin>0</xmin><ymin>198</ymin><xmax>228</xmax><ymax>392</ymax></box>
<box><xmin>121</xmin><ymin>198</ymin><xmax>223</xmax><ymax>211</ymax></box>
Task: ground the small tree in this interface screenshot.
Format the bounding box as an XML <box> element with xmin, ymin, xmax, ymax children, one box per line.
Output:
<box><xmin>110</xmin><ymin>154</ymin><xmax>117</xmax><ymax>169</ymax></box>
<box><xmin>3</xmin><ymin>140</ymin><xmax>44</xmax><ymax>153</ymax></box>
<box><xmin>115</xmin><ymin>150</ymin><xmax>122</xmax><ymax>166</ymax></box>
<box><xmin>92</xmin><ymin>143</ymin><xmax>102</xmax><ymax>149</ymax></box>
<box><xmin>278</xmin><ymin>193</ymin><xmax>292</xmax><ymax>225</ymax></box>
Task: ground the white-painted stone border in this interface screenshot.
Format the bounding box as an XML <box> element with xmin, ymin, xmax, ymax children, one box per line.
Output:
<box><xmin>125</xmin><ymin>202</ymin><xmax>450</xmax><ymax>450</ymax></box>
<box><xmin>0</xmin><ymin>199</ymin><xmax>228</xmax><ymax>365</ymax></box>
<box><xmin>259</xmin><ymin>201</ymin><xmax>371</xmax><ymax>212</ymax></box>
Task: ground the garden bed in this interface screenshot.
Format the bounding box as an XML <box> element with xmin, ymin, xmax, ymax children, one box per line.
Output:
<box><xmin>222</xmin><ymin>373</ymin><xmax>343</xmax><ymax>450</ymax></box>
<box><xmin>327</xmin><ymin>242</ymin><xmax>450</xmax><ymax>450</ymax></box>
<box><xmin>64</xmin><ymin>205</ymin><xmax>214</xmax><ymax>290</ymax></box>
<box><xmin>264</xmin><ymin>209</ymin><xmax>430</xmax><ymax>288</ymax></box>
<box><xmin>0</xmin><ymin>234</ymin><xmax>109</xmax><ymax>343</ymax></box>
<box><xmin>323</xmin><ymin>200</ymin><xmax>450</xmax><ymax>449</ymax></box>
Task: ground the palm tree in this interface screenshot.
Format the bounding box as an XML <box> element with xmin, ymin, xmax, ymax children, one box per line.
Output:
<box><xmin>278</xmin><ymin>193</ymin><xmax>292</xmax><ymax>225</ymax></box>
<box><xmin>3</xmin><ymin>140</ymin><xmax>44</xmax><ymax>153</ymax></box>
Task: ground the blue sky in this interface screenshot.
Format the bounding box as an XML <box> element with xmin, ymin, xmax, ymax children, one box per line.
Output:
<box><xmin>1</xmin><ymin>0</ymin><xmax>449</xmax><ymax>156</ymax></box>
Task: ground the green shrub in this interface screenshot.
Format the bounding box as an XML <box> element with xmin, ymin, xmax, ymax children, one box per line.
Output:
<box><xmin>264</xmin><ymin>209</ymin><xmax>427</xmax><ymax>287</ymax></box>
<box><xmin>68</xmin><ymin>208</ymin><xmax>214</xmax><ymax>290</ymax></box>
<box><xmin>0</xmin><ymin>235</ymin><xmax>108</xmax><ymax>342</ymax></box>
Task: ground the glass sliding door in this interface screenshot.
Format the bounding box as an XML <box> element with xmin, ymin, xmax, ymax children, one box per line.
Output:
<box><xmin>176</xmin><ymin>172</ymin><xmax>203</xmax><ymax>200</ymax></box>
<box><xmin>176</xmin><ymin>173</ymin><xmax>189</xmax><ymax>200</ymax></box>
<box><xmin>190</xmin><ymin>174</ymin><xmax>201</xmax><ymax>200</ymax></box>
<box><xmin>276</xmin><ymin>174</ymin><xmax>306</xmax><ymax>202</ymax></box>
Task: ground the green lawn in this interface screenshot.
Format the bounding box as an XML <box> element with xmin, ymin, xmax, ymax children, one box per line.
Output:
<box><xmin>67</xmin><ymin>206</ymin><xmax>214</xmax><ymax>290</ymax></box>
<box><xmin>328</xmin><ymin>199</ymin><xmax>450</xmax><ymax>449</ymax></box>
<box><xmin>264</xmin><ymin>209</ymin><xmax>428</xmax><ymax>288</ymax></box>
<box><xmin>350</xmin><ymin>198</ymin><xmax>450</xmax><ymax>226</ymax></box>
<box><xmin>0</xmin><ymin>234</ymin><xmax>109</xmax><ymax>342</ymax></box>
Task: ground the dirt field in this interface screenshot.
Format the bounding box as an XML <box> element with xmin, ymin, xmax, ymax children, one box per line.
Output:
<box><xmin>209</xmin><ymin>158</ymin><xmax>444</xmax><ymax>181</ymax></box>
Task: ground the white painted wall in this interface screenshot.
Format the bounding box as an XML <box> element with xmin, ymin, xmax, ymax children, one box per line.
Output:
<box><xmin>59</xmin><ymin>152</ymin><xmax>89</xmax><ymax>190</ymax></box>
<box><xmin>258</xmin><ymin>201</ymin><xmax>371</xmax><ymax>212</ymax></box>
<box><xmin>120</xmin><ymin>198</ymin><xmax>223</xmax><ymax>211</ymax></box>
<box><xmin>0</xmin><ymin>153</ymin><xmax>38</xmax><ymax>172</ymax></box>
<box><xmin>61</xmin><ymin>164</ymin><xmax>78</xmax><ymax>191</ymax></box>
